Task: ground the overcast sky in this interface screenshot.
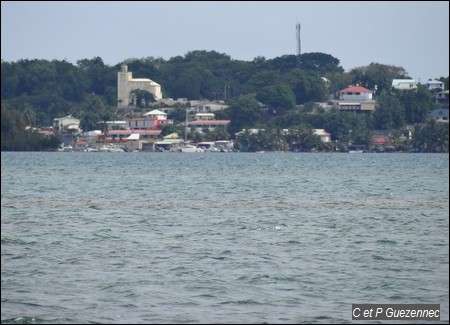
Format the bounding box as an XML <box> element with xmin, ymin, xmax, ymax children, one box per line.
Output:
<box><xmin>2</xmin><ymin>1</ymin><xmax>448</xmax><ymax>82</ymax></box>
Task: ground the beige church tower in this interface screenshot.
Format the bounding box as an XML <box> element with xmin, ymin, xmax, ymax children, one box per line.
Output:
<box><xmin>117</xmin><ymin>64</ymin><xmax>162</xmax><ymax>108</ymax></box>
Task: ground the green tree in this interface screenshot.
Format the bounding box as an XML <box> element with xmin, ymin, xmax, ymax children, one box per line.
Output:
<box><xmin>78</xmin><ymin>94</ymin><xmax>110</xmax><ymax>132</ymax></box>
<box><xmin>285</xmin><ymin>125</ymin><xmax>320</xmax><ymax>152</ymax></box>
<box><xmin>397</xmin><ymin>85</ymin><xmax>438</xmax><ymax>124</ymax></box>
<box><xmin>130</xmin><ymin>89</ymin><xmax>155</xmax><ymax>108</ymax></box>
<box><xmin>77</xmin><ymin>57</ymin><xmax>116</xmax><ymax>97</ymax></box>
<box><xmin>438</xmin><ymin>76</ymin><xmax>449</xmax><ymax>90</ymax></box>
<box><xmin>286</xmin><ymin>70</ymin><xmax>327</xmax><ymax>104</ymax></box>
<box><xmin>228</xmin><ymin>95</ymin><xmax>262</xmax><ymax>135</ymax></box>
<box><xmin>256</xmin><ymin>85</ymin><xmax>296</xmax><ymax>115</ymax></box>
<box><xmin>299</xmin><ymin>52</ymin><xmax>344</xmax><ymax>74</ymax></box>
<box><xmin>412</xmin><ymin>120</ymin><xmax>449</xmax><ymax>153</ymax></box>
<box><xmin>348</xmin><ymin>63</ymin><xmax>408</xmax><ymax>93</ymax></box>
<box><xmin>373</xmin><ymin>91</ymin><xmax>405</xmax><ymax>129</ymax></box>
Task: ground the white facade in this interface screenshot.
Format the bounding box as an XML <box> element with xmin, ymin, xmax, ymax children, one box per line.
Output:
<box><xmin>392</xmin><ymin>79</ymin><xmax>417</xmax><ymax>90</ymax></box>
<box><xmin>195</xmin><ymin>113</ymin><xmax>215</xmax><ymax>120</ymax></box>
<box><xmin>190</xmin><ymin>101</ymin><xmax>230</xmax><ymax>112</ymax></box>
<box><xmin>426</xmin><ymin>79</ymin><xmax>444</xmax><ymax>91</ymax></box>
<box><xmin>143</xmin><ymin>109</ymin><xmax>167</xmax><ymax>120</ymax></box>
<box><xmin>117</xmin><ymin>64</ymin><xmax>162</xmax><ymax>107</ymax></box>
<box><xmin>53</xmin><ymin>115</ymin><xmax>81</xmax><ymax>133</ymax></box>
<box><xmin>313</xmin><ymin>129</ymin><xmax>331</xmax><ymax>143</ymax></box>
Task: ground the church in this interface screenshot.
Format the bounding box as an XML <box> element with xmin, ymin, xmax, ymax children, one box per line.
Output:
<box><xmin>117</xmin><ymin>64</ymin><xmax>162</xmax><ymax>107</ymax></box>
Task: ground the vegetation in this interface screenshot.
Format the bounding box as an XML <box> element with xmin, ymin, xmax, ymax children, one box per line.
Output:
<box><xmin>1</xmin><ymin>51</ymin><xmax>448</xmax><ymax>152</ymax></box>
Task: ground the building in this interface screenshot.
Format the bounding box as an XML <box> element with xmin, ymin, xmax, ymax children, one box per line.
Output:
<box><xmin>338</xmin><ymin>85</ymin><xmax>375</xmax><ymax>114</ymax></box>
<box><xmin>53</xmin><ymin>115</ymin><xmax>81</xmax><ymax>134</ymax></box>
<box><xmin>339</xmin><ymin>85</ymin><xmax>373</xmax><ymax>102</ymax></box>
<box><xmin>195</xmin><ymin>113</ymin><xmax>215</xmax><ymax>120</ymax></box>
<box><xmin>313</xmin><ymin>129</ymin><xmax>331</xmax><ymax>143</ymax></box>
<box><xmin>435</xmin><ymin>90</ymin><xmax>449</xmax><ymax>109</ymax></box>
<box><xmin>428</xmin><ymin>109</ymin><xmax>449</xmax><ymax>123</ymax></box>
<box><xmin>190</xmin><ymin>101</ymin><xmax>230</xmax><ymax>112</ymax></box>
<box><xmin>426</xmin><ymin>79</ymin><xmax>444</xmax><ymax>91</ymax></box>
<box><xmin>187</xmin><ymin>120</ymin><xmax>231</xmax><ymax>133</ymax></box>
<box><xmin>117</xmin><ymin>64</ymin><xmax>162</xmax><ymax>108</ymax></box>
<box><xmin>392</xmin><ymin>79</ymin><xmax>417</xmax><ymax>90</ymax></box>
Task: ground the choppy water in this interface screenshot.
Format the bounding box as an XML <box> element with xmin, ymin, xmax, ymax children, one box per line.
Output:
<box><xmin>1</xmin><ymin>152</ymin><xmax>449</xmax><ymax>324</ymax></box>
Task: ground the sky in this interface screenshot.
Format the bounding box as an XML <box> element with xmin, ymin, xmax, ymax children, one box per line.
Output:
<box><xmin>2</xmin><ymin>1</ymin><xmax>449</xmax><ymax>82</ymax></box>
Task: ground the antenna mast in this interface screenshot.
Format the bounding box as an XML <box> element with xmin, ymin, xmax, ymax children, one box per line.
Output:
<box><xmin>296</xmin><ymin>21</ymin><xmax>301</xmax><ymax>68</ymax></box>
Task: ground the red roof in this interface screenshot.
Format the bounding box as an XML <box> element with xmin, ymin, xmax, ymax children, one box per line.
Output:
<box><xmin>373</xmin><ymin>137</ymin><xmax>387</xmax><ymax>145</ymax></box>
<box><xmin>340</xmin><ymin>86</ymin><xmax>372</xmax><ymax>93</ymax></box>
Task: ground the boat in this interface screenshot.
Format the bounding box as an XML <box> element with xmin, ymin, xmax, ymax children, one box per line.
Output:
<box><xmin>178</xmin><ymin>144</ymin><xmax>204</xmax><ymax>153</ymax></box>
<box><xmin>348</xmin><ymin>145</ymin><xmax>365</xmax><ymax>153</ymax></box>
<box><xmin>204</xmin><ymin>146</ymin><xmax>222</xmax><ymax>153</ymax></box>
<box><xmin>99</xmin><ymin>145</ymin><xmax>125</xmax><ymax>152</ymax></box>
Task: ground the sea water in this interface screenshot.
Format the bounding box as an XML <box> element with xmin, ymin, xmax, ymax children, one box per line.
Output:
<box><xmin>1</xmin><ymin>152</ymin><xmax>448</xmax><ymax>323</ymax></box>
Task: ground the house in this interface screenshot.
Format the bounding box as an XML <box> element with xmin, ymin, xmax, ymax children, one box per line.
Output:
<box><xmin>117</xmin><ymin>64</ymin><xmax>162</xmax><ymax>108</ymax></box>
<box><xmin>154</xmin><ymin>132</ymin><xmax>184</xmax><ymax>152</ymax></box>
<box><xmin>392</xmin><ymin>79</ymin><xmax>417</xmax><ymax>90</ymax></box>
<box><xmin>143</xmin><ymin>109</ymin><xmax>172</xmax><ymax>128</ymax></box>
<box><xmin>428</xmin><ymin>109</ymin><xmax>449</xmax><ymax>123</ymax></box>
<box><xmin>436</xmin><ymin>90</ymin><xmax>449</xmax><ymax>109</ymax></box>
<box><xmin>107</xmin><ymin>129</ymin><xmax>162</xmax><ymax>141</ymax></box>
<box><xmin>426</xmin><ymin>79</ymin><xmax>444</xmax><ymax>91</ymax></box>
<box><xmin>339</xmin><ymin>85</ymin><xmax>373</xmax><ymax>101</ymax></box>
<box><xmin>337</xmin><ymin>85</ymin><xmax>375</xmax><ymax>114</ymax></box>
<box><xmin>53</xmin><ymin>115</ymin><xmax>81</xmax><ymax>134</ymax></box>
<box><xmin>190</xmin><ymin>101</ymin><xmax>230</xmax><ymax>113</ymax></box>
<box><xmin>195</xmin><ymin>113</ymin><xmax>215</xmax><ymax>120</ymax></box>
<box><xmin>313</xmin><ymin>129</ymin><xmax>331</xmax><ymax>143</ymax></box>
<box><xmin>127</xmin><ymin>110</ymin><xmax>172</xmax><ymax>130</ymax></box>
<box><xmin>98</xmin><ymin>120</ymin><xmax>127</xmax><ymax>131</ymax></box>
<box><xmin>186</xmin><ymin>119</ymin><xmax>231</xmax><ymax>133</ymax></box>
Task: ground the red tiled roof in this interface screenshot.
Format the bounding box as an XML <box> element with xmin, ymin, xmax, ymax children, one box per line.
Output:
<box><xmin>373</xmin><ymin>137</ymin><xmax>387</xmax><ymax>144</ymax></box>
<box><xmin>340</xmin><ymin>86</ymin><xmax>372</xmax><ymax>93</ymax></box>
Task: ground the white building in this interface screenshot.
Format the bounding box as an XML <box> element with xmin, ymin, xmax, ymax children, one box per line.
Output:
<box><xmin>53</xmin><ymin>115</ymin><xmax>81</xmax><ymax>134</ymax></box>
<box><xmin>426</xmin><ymin>79</ymin><xmax>445</xmax><ymax>91</ymax></box>
<box><xmin>117</xmin><ymin>64</ymin><xmax>162</xmax><ymax>107</ymax></box>
<box><xmin>392</xmin><ymin>79</ymin><xmax>417</xmax><ymax>90</ymax></box>
<box><xmin>338</xmin><ymin>85</ymin><xmax>375</xmax><ymax>113</ymax></box>
<box><xmin>313</xmin><ymin>129</ymin><xmax>331</xmax><ymax>143</ymax></box>
<box><xmin>195</xmin><ymin>113</ymin><xmax>215</xmax><ymax>120</ymax></box>
<box><xmin>190</xmin><ymin>101</ymin><xmax>230</xmax><ymax>112</ymax></box>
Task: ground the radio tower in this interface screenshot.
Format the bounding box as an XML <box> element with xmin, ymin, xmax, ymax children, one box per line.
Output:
<box><xmin>296</xmin><ymin>21</ymin><xmax>301</xmax><ymax>68</ymax></box>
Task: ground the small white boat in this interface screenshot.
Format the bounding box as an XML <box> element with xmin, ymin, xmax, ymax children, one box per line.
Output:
<box><xmin>99</xmin><ymin>145</ymin><xmax>125</xmax><ymax>152</ymax></box>
<box><xmin>179</xmin><ymin>144</ymin><xmax>204</xmax><ymax>153</ymax></box>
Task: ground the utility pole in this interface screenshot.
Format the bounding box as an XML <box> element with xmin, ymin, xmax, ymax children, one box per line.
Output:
<box><xmin>296</xmin><ymin>21</ymin><xmax>301</xmax><ymax>68</ymax></box>
<box><xmin>185</xmin><ymin>108</ymin><xmax>188</xmax><ymax>142</ymax></box>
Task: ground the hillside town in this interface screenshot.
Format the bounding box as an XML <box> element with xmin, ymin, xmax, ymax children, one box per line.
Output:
<box><xmin>51</xmin><ymin>64</ymin><xmax>448</xmax><ymax>153</ymax></box>
<box><xmin>1</xmin><ymin>53</ymin><xmax>448</xmax><ymax>153</ymax></box>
